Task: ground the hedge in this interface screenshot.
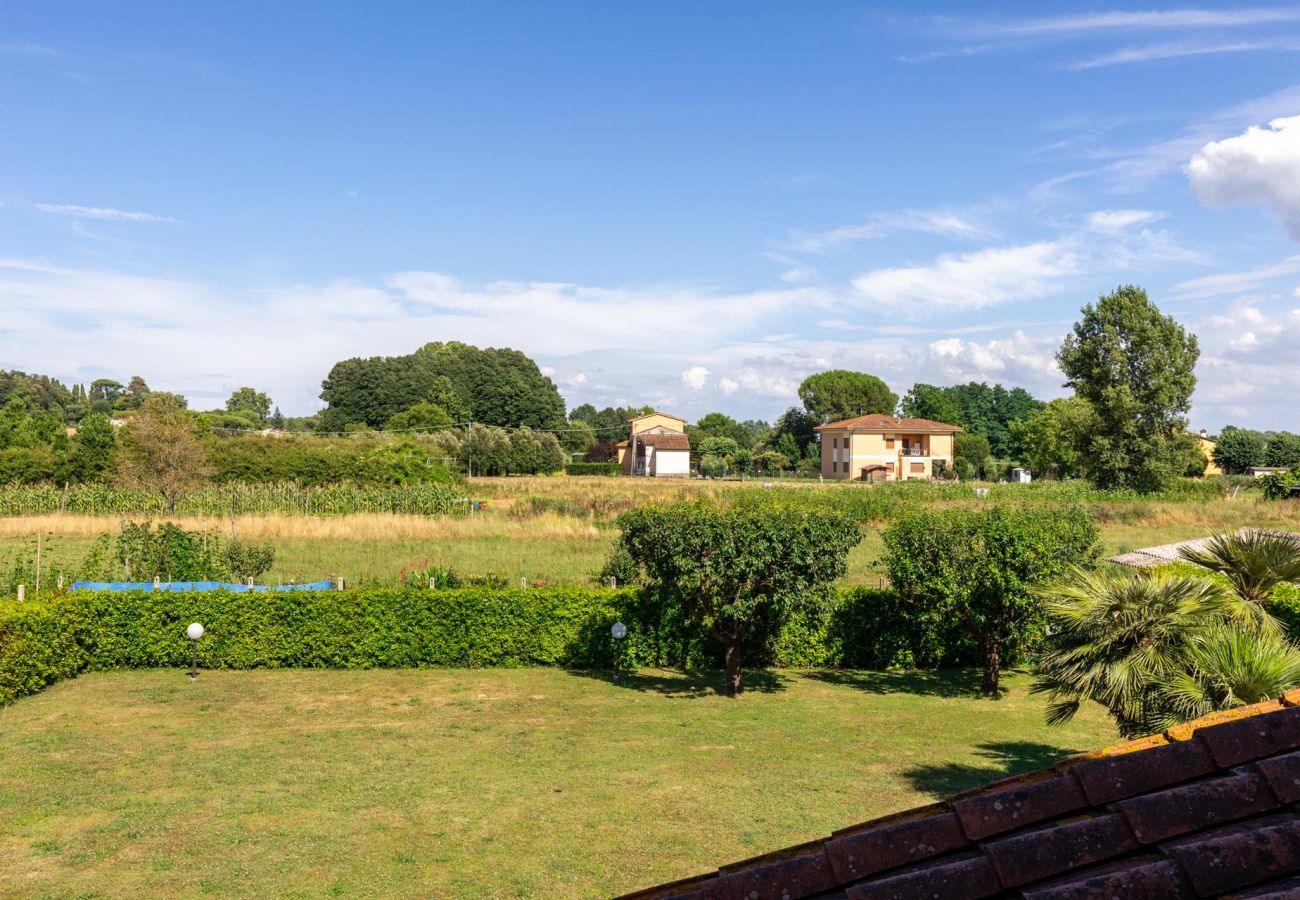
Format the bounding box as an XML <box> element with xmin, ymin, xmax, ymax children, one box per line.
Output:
<box><xmin>0</xmin><ymin>585</ymin><xmax>998</xmax><ymax>706</ymax></box>
<box><xmin>564</xmin><ymin>462</ymin><xmax>621</xmax><ymax>476</ymax></box>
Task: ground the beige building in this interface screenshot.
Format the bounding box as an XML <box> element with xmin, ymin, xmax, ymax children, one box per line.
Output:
<box><xmin>815</xmin><ymin>414</ymin><xmax>961</xmax><ymax>481</ymax></box>
<box><xmin>1193</xmin><ymin>429</ymin><xmax>1223</xmax><ymax>477</ymax></box>
<box><xmin>616</xmin><ymin>412</ymin><xmax>691</xmax><ymax>477</ymax></box>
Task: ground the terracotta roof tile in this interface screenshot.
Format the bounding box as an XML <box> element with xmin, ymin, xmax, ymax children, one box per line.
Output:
<box><xmin>636</xmin><ymin>433</ymin><xmax>690</xmax><ymax>451</ymax></box>
<box><xmin>812</xmin><ymin>414</ymin><xmax>962</xmax><ymax>433</ymax></box>
<box><xmin>620</xmin><ymin>700</ymin><xmax>1300</xmax><ymax>899</ymax></box>
<box><xmin>1227</xmin><ymin>871</ymin><xmax>1300</xmax><ymax>897</ymax></box>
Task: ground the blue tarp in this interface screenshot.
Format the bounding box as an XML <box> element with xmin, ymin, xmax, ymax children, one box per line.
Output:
<box><xmin>70</xmin><ymin>580</ymin><xmax>336</xmax><ymax>593</ymax></box>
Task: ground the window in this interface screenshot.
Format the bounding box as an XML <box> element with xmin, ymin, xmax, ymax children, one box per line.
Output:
<box><xmin>910</xmin><ymin>462</ymin><xmax>925</xmax><ymax>473</ymax></box>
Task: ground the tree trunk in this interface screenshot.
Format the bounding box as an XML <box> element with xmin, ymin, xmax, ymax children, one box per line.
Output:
<box><xmin>981</xmin><ymin>638</ymin><xmax>1001</xmax><ymax>697</ymax></box>
<box><xmin>724</xmin><ymin>641</ymin><xmax>743</xmax><ymax>697</ymax></box>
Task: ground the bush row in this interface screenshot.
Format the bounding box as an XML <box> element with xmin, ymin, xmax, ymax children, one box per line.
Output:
<box><xmin>0</xmin><ymin>584</ymin><xmax>1002</xmax><ymax>705</ymax></box>
<box><xmin>564</xmin><ymin>461</ymin><xmax>621</xmax><ymax>476</ymax></box>
<box><xmin>0</xmin><ymin>482</ymin><xmax>469</xmax><ymax>517</ymax></box>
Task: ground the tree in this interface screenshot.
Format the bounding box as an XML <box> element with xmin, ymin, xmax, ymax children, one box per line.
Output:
<box><xmin>689</xmin><ymin>412</ymin><xmax>755</xmax><ymax>449</ymax></box>
<box><xmin>883</xmin><ymin>506</ymin><xmax>1099</xmax><ymax>696</ymax></box>
<box><xmin>1008</xmin><ymin>398</ymin><xmax>1090</xmax><ymax>480</ymax></box>
<box><xmin>616</xmin><ymin>502</ymin><xmax>860</xmax><ymax>696</ymax></box>
<box><xmin>269</xmin><ymin>406</ymin><xmax>286</xmax><ymax>430</ymax></box>
<box><xmin>753</xmin><ymin>450</ymin><xmax>789</xmax><ymax>473</ymax></box>
<box><xmin>506</xmin><ymin>427</ymin><xmax>566</xmax><ymax>474</ymax></box>
<box><xmin>359</xmin><ymin>441</ymin><xmax>453</xmax><ymax>485</ymax></box>
<box><xmin>559</xmin><ymin>419</ymin><xmax>597</xmax><ymax>454</ymax></box>
<box><xmin>769</xmin><ymin>407</ymin><xmax>818</xmax><ymax>458</ymax></box>
<box><xmin>460</xmin><ymin>424</ymin><xmax>512</xmax><ymax>476</ymax></box>
<box><xmin>953</xmin><ymin>432</ymin><xmax>991</xmax><ymax>480</ymax></box>
<box><xmin>1057</xmin><ymin>285</ymin><xmax>1199</xmax><ymax>493</ymax></box>
<box><xmin>798</xmin><ymin>370</ymin><xmax>897</xmax><ymax>424</ymax></box>
<box><xmin>70</xmin><ymin>413</ymin><xmax>117</xmax><ymax>483</ymax></box>
<box><xmin>385</xmin><ymin>401</ymin><xmax>453</xmax><ymax>433</ymax></box>
<box><xmin>1180</xmin><ymin>530</ymin><xmax>1300</xmax><ymax>607</ymax></box>
<box><xmin>115</xmin><ymin>375</ymin><xmax>152</xmax><ymax>411</ymax></box>
<box><xmin>1034</xmin><ymin>568</ymin><xmax>1288</xmax><ymax>738</ymax></box>
<box><xmin>901</xmin><ymin>383</ymin><xmax>964</xmax><ymax>426</ymax></box>
<box><xmin>225</xmin><ymin>387</ymin><xmax>272</xmax><ymax>424</ymax></box>
<box><xmin>116</xmin><ymin>394</ymin><xmax>212</xmax><ymax>513</ymax></box>
<box><xmin>1267</xmin><ymin>433</ymin><xmax>1300</xmax><ymax>468</ymax></box>
<box><xmin>1213</xmin><ymin>427</ymin><xmax>1267</xmax><ymax>474</ymax></box>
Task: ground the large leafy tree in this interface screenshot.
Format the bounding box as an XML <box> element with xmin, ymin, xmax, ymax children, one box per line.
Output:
<box><xmin>1213</xmin><ymin>427</ymin><xmax>1267</xmax><ymax>474</ymax></box>
<box><xmin>798</xmin><ymin>370</ymin><xmax>897</xmax><ymax>424</ymax></box>
<box><xmin>70</xmin><ymin>413</ymin><xmax>117</xmax><ymax>483</ymax></box>
<box><xmin>883</xmin><ymin>506</ymin><xmax>1099</xmax><ymax>696</ymax></box>
<box><xmin>1057</xmin><ymin>285</ymin><xmax>1199</xmax><ymax>493</ymax></box>
<box><xmin>689</xmin><ymin>412</ymin><xmax>757</xmax><ymax>449</ymax></box>
<box><xmin>1008</xmin><ymin>397</ymin><xmax>1091</xmax><ymax>480</ymax></box>
<box><xmin>225</xmin><ymin>387</ymin><xmax>272</xmax><ymax>425</ymax></box>
<box><xmin>116</xmin><ymin>394</ymin><xmax>212</xmax><ymax>513</ymax></box>
<box><xmin>900</xmin><ymin>383</ymin><xmax>964</xmax><ymax>426</ymax></box>
<box><xmin>1266</xmin><ymin>433</ymin><xmax>1300</xmax><ymax>468</ymax></box>
<box><xmin>1034</xmin><ymin>569</ymin><xmax>1291</xmax><ymax>738</ymax></box>
<box><xmin>616</xmin><ymin>502</ymin><xmax>860</xmax><ymax>696</ymax></box>
<box><xmin>319</xmin><ymin>341</ymin><xmax>564</xmax><ymax>431</ymax></box>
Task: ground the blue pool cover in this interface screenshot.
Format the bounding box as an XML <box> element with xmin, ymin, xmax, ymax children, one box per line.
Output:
<box><xmin>70</xmin><ymin>580</ymin><xmax>335</xmax><ymax>593</ymax></box>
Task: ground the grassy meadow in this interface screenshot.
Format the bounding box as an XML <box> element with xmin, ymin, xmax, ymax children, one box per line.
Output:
<box><xmin>0</xmin><ymin>668</ymin><xmax>1116</xmax><ymax>898</ymax></box>
<box><xmin>1</xmin><ymin>475</ymin><xmax>1297</xmax><ymax>588</ymax></box>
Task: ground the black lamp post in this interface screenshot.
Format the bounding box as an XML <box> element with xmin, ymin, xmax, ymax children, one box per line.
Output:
<box><xmin>186</xmin><ymin>622</ymin><xmax>205</xmax><ymax>679</ymax></box>
<box><xmin>611</xmin><ymin>621</ymin><xmax>627</xmax><ymax>682</ymax></box>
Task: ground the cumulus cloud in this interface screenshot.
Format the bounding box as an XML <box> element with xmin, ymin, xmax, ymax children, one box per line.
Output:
<box><xmin>851</xmin><ymin>241</ymin><xmax>1082</xmax><ymax>312</ymax></box>
<box><xmin>680</xmin><ymin>367</ymin><xmax>710</xmax><ymax>390</ymax></box>
<box><xmin>1187</xmin><ymin>115</ymin><xmax>1300</xmax><ymax>239</ymax></box>
<box><xmin>34</xmin><ymin>203</ymin><xmax>178</xmax><ymax>224</ymax></box>
<box><xmin>719</xmin><ymin>378</ymin><xmax>739</xmax><ymax>395</ymax></box>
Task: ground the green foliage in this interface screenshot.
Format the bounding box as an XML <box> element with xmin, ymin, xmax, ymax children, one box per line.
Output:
<box><xmin>223</xmin><ymin>539</ymin><xmax>275</xmax><ymax>582</ymax></box>
<box><xmin>116</xmin><ymin>522</ymin><xmax>229</xmax><ymax>581</ymax></box>
<box><xmin>225</xmin><ymin>387</ymin><xmax>272</xmax><ymax>424</ymax></box>
<box><xmin>359</xmin><ymin>441</ymin><xmax>455</xmax><ymax>485</ymax></box>
<box><xmin>883</xmin><ymin>505</ymin><xmax>1099</xmax><ymax>695</ymax></box>
<box><xmin>385</xmin><ymin>401</ymin><xmax>453</xmax><ymax>433</ymax></box>
<box><xmin>1267</xmin><ymin>433</ymin><xmax>1300</xmax><ymax>468</ymax></box>
<box><xmin>1007</xmin><ymin>397</ymin><xmax>1090</xmax><ymax>480</ymax></box>
<box><xmin>1034</xmin><ymin>568</ymin><xmax>1290</xmax><ymax>738</ymax></box>
<box><xmin>953</xmin><ymin>432</ymin><xmax>991</xmax><ymax>479</ymax></box>
<box><xmin>568</xmin><ymin>404</ymin><xmax>654</xmax><ymax>442</ymax></box>
<box><xmin>900</xmin><ymin>383</ymin><xmax>963</xmax><ymax>426</ymax></box>
<box><xmin>564</xmin><ymin>461</ymin><xmax>620</xmax><ymax>476</ymax></box>
<box><xmin>0</xmin><ymin>482</ymin><xmax>468</xmax><ymax>517</ymax></box>
<box><xmin>1058</xmin><ymin>285</ymin><xmax>1199</xmax><ymax>493</ymax></box>
<box><xmin>558</xmin><ymin>419</ymin><xmax>597</xmax><ymax>453</ymax></box>
<box><xmin>319</xmin><ymin>341</ymin><xmax>564</xmax><ymax>431</ymax></box>
<box><xmin>689</xmin><ymin>413</ymin><xmax>759</xmax><ymax>450</ymax></box>
<box><xmin>695</xmin><ymin>435</ymin><xmax>739</xmax><ymax>460</ymax></box>
<box><xmin>1214</xmin><ymin>427</ymin><xmax>1268</xmax><ymax>474</ymax></box>
<box><xmin>615</xmin><ymin>501</ymin><xmax>860</xmax><ymax>694</ymax></box>
<box><xmin>1262</xmin><ymin>469</ymin><xmax>1300</xmax><ymax>501</ymax></box>
<box><xmin>798</xmin><ymin>370</ymin><xmax>897</xmax><ymax>424</ymax></box>
<box><xmin>1179</xmin><ymin>530</ymin><xmax>1300</xmax><ymax>606</ymax></box>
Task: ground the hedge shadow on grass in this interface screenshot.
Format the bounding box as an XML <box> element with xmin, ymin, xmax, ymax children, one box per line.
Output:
<box><xmin>569</xmin><ymin>667</ymin><xmax>791</xmax><ymax>698</ymax></box>
<box><xmin>901</xmin><ymin>740</ymin><xmax>1086</xmax><ymax>799</ymax></box>
<box><xmin>802</xmin><ymin>668</ymin><xmax>992</xmax><ymax>699</ymax></box>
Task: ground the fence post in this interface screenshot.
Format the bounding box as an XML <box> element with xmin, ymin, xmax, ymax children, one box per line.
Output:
<box><xmin>608</xmin><ymin>576</ymin><xmax>617</xmax><ymax>589</ymax></box>
<box><xmin>336</xmin><ymin>577</ymin><xmax>345</xmax><ymax>591</ymax></box>
<box><xmin>16</xmin><ymin>584</ymin><xmax>24</xmax><ymax>602</ymax></box>
<box><xmin>153</xmin><ymin>576</ymin><xmax>161</xmax><ymax>591</ymax></box>
<box><xmin>428</xmin><ymin>577</ymin><xmax>435</xmax><ymax>590</ymax></box>
<box><xmin>520</xmin><ymin>577</ymin><xmax>527</xmax><ymax>589</ymax></box>
<box><xmin>57</xmin><ymin>574</ymin><xmax>63</xmax><ymax>591</ymax></box>
<box><xmin>247</xmin><ymin>577</ymin><xmax>254</xmax><ymax>588</ymax></box>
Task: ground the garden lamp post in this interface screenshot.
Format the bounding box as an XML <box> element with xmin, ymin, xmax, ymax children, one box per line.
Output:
<box><xmin>611</xmin><ymin>621</ymin><xmax>627</xmax><ymax>682</ymax></box>
<box><xmin>186</xmin><ymin>622</ymin><xmax>205</xmax><ymax>680</ymax></box>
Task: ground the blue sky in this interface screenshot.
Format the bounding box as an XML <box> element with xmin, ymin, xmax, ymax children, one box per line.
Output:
<box><xmin>4</xmin><ymin>2</ymin><xmax>1300</xmax><ymax>429</ymax></box>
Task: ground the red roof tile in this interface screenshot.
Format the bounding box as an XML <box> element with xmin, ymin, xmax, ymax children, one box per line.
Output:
<box><xmin>813</xmin><ymin>414</ymin><xmax>963</xmax><ymax>433</ymax></box>
<box><xmin>619</xmin><ymin>696</ymin><xmax>1300</xmax><ymax>900</ymax></box>
<box><xmin>636</xmin><ymin>433</ymin><xmax>691</xmax><ymax>451</ymax></box>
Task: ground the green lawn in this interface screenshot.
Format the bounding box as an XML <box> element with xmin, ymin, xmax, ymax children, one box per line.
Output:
<box><xmin>0</xmin><ymin>668</ymin><xmax>1116</xmax><ymax>898</ymax></box>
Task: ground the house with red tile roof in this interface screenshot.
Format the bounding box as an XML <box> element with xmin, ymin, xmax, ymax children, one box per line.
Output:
<box><xmin>814</xmin><ymin>414</ymin><xmax>962</xmax><ymax>482</ymax></box>
<box><xmin>621</xmin><ymin>694</ymin><xmax>1300</xmax><ymax>899</ymax></box>
<box><xmin>616</xmin><ymin>411</ymin><xmax>691</xmax><ymax>477</ymax></box>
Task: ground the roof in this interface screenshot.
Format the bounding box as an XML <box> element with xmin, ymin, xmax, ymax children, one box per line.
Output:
<box><xmin>814</xmin><ymin>414</ymin><xmax>963</xmax><ymax>434</ymax></box>
<box><xmin>620</xmin><ymin>693</ymin><xmax>1300</xmax><ymax>899</ymax></box>
<box><xmin>629</xmin><ymin>411</ymin><xmax>686</xmax><ymax>424</ymax></box>
<box><xmin>637</xmin><ymin>433</ymin><xmax>691</xmax><ymax>451</ymax></box>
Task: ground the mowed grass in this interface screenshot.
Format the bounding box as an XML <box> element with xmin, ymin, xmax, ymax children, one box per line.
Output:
<box><xmin>0</xmin><ymin>668</ymin><xmax>1116</xmax><ymax>898</ymax></box>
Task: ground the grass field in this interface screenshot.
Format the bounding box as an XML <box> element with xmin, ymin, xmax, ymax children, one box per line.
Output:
<box><xmin>1</xmin><ymin>476</ymin><xmax>1298</xmax><ymax>588</ymax></box>
<box><xmin>0</xmin><ymin>667</ymin><xmax>1116</xmax><ymax>898</ymax></box>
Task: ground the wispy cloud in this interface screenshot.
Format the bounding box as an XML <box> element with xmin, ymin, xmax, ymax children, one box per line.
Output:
<box><xmin>781</xmin><ymin>208</ymin><xmax>993</xmax><ymax>254</ymax></box>
<box><xmin>1067</xmin><ymin>38</ymin><xmax>1300</xmax><ymax>70</ymax></box>
<box><xmin>929</xmin><ymin>8</ymin><xmax>1300</xmax><ymax>40</ymax></box>
<box><xmin>35</xmin><ymin>203</ymin><xmax>178</xmax><ymax>224</ymax></box>
<box><xmin>1171</xmin><ymin>255</ymin><xmax>1300</xmax><ymax>299</ymax></box>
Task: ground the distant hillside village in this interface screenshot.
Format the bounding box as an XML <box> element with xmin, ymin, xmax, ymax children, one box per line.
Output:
<box><xmin>1</xmin><ymin>291</ymin><xmax>1298</xmax><ymax>493</ymax></box>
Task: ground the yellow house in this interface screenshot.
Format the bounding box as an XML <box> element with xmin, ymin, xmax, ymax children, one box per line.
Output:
<box><xmin>815</xmin><ymin>414</ymin><xmax>962</xmax><ymax>481</ymax></box>
<box><xmin>616</xmin><ymin>412</ymin><xmax>691</xmax><ymax>477</ymax></box>
<box><xmin>1194</xmin><ymin>429</ymin><xmax>1223</xmax><ymax>477</ymax></box>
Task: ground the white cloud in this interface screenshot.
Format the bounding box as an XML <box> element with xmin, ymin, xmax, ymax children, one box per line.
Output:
<box><xmin>35</xmin><ymin>203</ymin><xmax>178</xmax><ymax>224</ymax></box>
<box><xmin>851</xmin><ymin>241</ymin><xmax>1081</xmax><ymax>312</ymax></box>
<box><xmin>939</xmin><ymin>9</ymin><xmax>1300</xmax><ymax>39</ymax></box>
<box><xmin>923</xmin><ymin>331</ymin><xmax>1065</xmax><ymax>395</ymax></box>
<box><xmin>1187</xmin><ymin>115</ymin><xmax>1300</xmax><ymax>239</ymax></box>
<box><xmin>1086</xmin><ymin>209</ymin><xmax>1166</xmax><ymax>232</ymax></box>
<box><xmin>1171</xmin><ymin>255</ymin><xmax>1300</xmax><ymax>299</ymax></box>
<box><xmin>1068</xmin><ymin>38</ymin><xmax>1300</xmax><ymax>70</ymax></box>
<box><xmin>567</xmin><ymin>372</ymin><xmax>587</xmax><ymax>386</ymax></box>
<box><xmin>782</xmin><ymin>208</ymin><xmax>992</xmax><ymax>254</ymax></box>
<box><xmin>719</xmin><ymin>378</ymin><xmax>739</xmax><ymax>395</ymax></box>
<box><xmin>680</xmin><ymin>367</ymin><xmax>710</xmax><ymax>390</ymax></box>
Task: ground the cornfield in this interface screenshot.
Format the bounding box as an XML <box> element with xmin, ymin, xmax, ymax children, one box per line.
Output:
<box><xmin>0</xmin><ymin>483</ymin><xmax>469</xmax><ymax>517</ymax></box>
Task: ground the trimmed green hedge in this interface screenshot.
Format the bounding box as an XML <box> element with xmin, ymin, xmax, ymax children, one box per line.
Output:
<box><xmin>564</xmin><ymin>462</ymin><xmax>621</xmax><ymax>476</ymax></box>
<box><xmin>0</xmin><ymin>585</ymin><xmax>994</xmax><ymax>705</ymax></box>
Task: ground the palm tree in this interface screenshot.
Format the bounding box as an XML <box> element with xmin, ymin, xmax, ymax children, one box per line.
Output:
<box><xmin>1158</xmin><ymin>625</ymin><xmax>1300</xmax><ymax>728</ymax></box>
<box><xmin>1179</xmin><ymin>529</ymin><xmax>1300</xmax><ymax>606</ymax></box>
<box><xmin>1034</xmin><ymin>567</ymin><xmax>1289</xmax><ymax>738</ymax></box>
